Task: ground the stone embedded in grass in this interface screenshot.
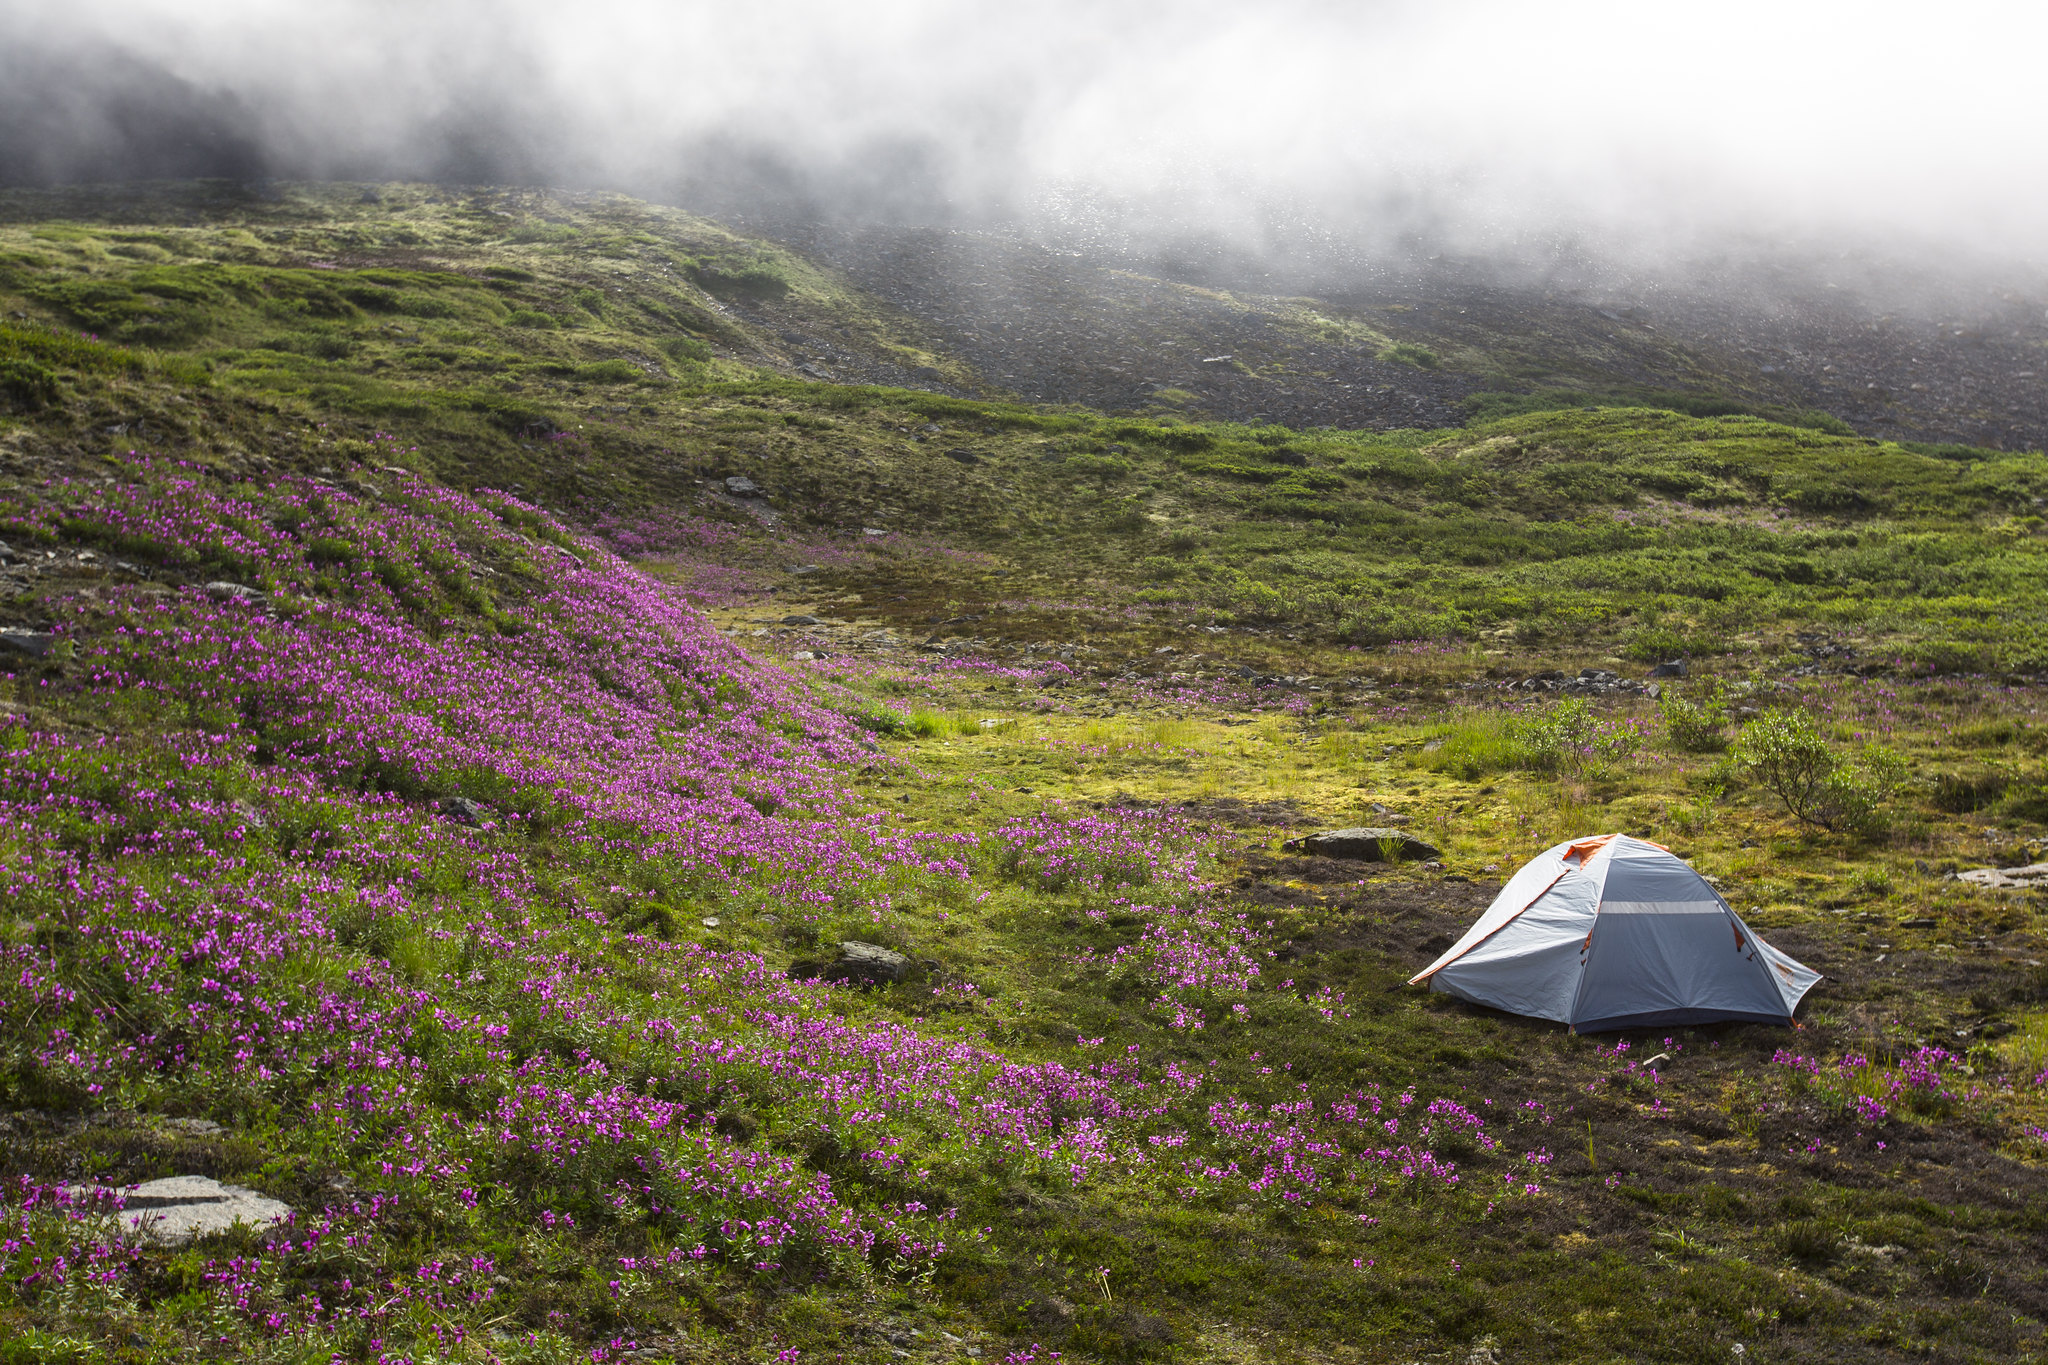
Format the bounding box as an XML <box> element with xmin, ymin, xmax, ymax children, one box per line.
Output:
<box><xmin>437</xmin><ymin>796</ymin><xmax>488</xmax><ymax>827</ymax></box>
<box><xmin>1954</xmin><ymin>863</ymin><xmax>2048</xmax><ymax>891</ymax></box>
<box><xmin>203</xmin><ymin>581</ymin><xmax>262</xmax><ymax>604</ymax></box>
<box><xmin>724</xmin><ymin>476</ymin><xmax>762</xmax><ymax>497</ymax></box>
<box><xmin>782</xmin><ymin>614</ymin><xmax>821</xmax><ymax>626</ymax></box>
<box><xmin>68</xmin><ymin>1176</ymin><xmax>292</xmax><ymax>1245</ymax></box>
<box><xmin>824</xmin><ymin>941</ymin><xmax>912</xmax><ymax>987</ymax></box>
<box><xmin>0</xmin><ymin>629</ymin><xmax>56</xmax><ymax>657</ymax></box>
<box><xmin>1283</xmin><ymin>827</ymin><xmax>1442</xmax><ymax>861</ymax></box>
<box><xmin>162</xmin><ymin>1117</ymin><xmax>225</xmax><ymax>1137</ymax></box>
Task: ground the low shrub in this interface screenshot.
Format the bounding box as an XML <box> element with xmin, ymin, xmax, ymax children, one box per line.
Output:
<box><xmin>1421</xmin><ymin>698</ymin><xmax>1645</xmax><ymax>780</ymax></box>
<box><xmin>0</xmin><ymin>357</ymin><xmax>59</xmax><ymax>410</ymax></box>
<box><xmin>1660</xmin><ymin>684</ymin><xmax>1730</xmax><ymax>753</ymax></box>
<box><xmin>1382</xmin><ymin>342</ymin><xmax>1440</xmax><ymax>370</ymax></box>
<box><xmin>1727</xmin><ymin>708</ymin><xmax>1905</xmax><ymax>837</ymax></box>
<box><xmin>579</xmin><ymin>358</ymin><xmax>648</xmax><ymax>384</ymax></box>
<box><xmin>1623</xmin><ymin>624</ymin><xmax>1721</xmax><ymax>663</ymax></box>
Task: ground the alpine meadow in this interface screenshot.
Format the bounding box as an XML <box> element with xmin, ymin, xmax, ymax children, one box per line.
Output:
<box><xmin>2</xmin><ymin>179</ymin><xmax>2048</xmax><ymax>1365</ymax></box>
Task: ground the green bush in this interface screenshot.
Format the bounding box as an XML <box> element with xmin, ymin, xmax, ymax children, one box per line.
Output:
<box><xmin>1623</xmin><ymin>624</ymin><xmax>1721</xmax><ymax>663</ymax></box>
<box><xmin>1728</xmin><ymin>708</ymin><xmax>1905</xmax><ymax>836</ymax></box>
<box><xmin>579</xmin><ymin>359</ymin><xmax>648</xmax><ymax>384</ymax></box>
<box><xmin>1660</xmin><ymin>685</ymin><xmax>1730</xmax><ymax>753</ymax></box>
<box><xmin>690</xmin><ymin>262</ymin><xmax>791</xmax><ymax>299</ymax></box>
<box><xmin>1422</xmin><ymin>698</ymin><xmax>1641</xmax><ymax>780</ymax></box>
<box><xmin>1065</xmin><ymin>454</ymin><xmax>1132</xmax><ymax>480</ymax></box>
<box><xmin>1382</xmin><ymin>342</ymin><xmax>1440</xmax><ymax>370</ymax></box>
<box><xmin>507</xmin><ymin>309</ymin><xmax>559</xmax><ymax>329</ymax></box>
<box><xmin>0</xmin><ymin>357</ymin><xmax>60</xmax><ymax>410</ymax></box>
<box><xmin>396</xmin><ymin>290</ymin><xmax>457</xmax><ymax>318</ymax></box>
<box><xmin>663</xmin><ymin>336</ymin><xmax>712</xmax><ymax>364</ymax></box>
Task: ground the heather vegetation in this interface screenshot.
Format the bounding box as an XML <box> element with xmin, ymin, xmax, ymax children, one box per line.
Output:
<box><xmin>1</xmin><ymin>184</ymin><xmax>2047</xmax><ymax>1363</ymax></box>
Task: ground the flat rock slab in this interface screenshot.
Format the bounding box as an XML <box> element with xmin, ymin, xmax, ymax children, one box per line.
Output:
<box><xmin>67</xmin><ymin>1175</ymin><xmax>292</xmax><ymax>1244</ymax></box>
<box><xmin>1955</xmin><ymin>863</ymin><xmax>2048</xmax><ymax>890</ymax></box>
<box><xmin>1283</xmin><ymin>827</ymin><xmax>1441</xmax><ymax>862</ymax></box>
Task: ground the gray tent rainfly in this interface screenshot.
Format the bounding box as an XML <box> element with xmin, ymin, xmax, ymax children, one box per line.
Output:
<box><xmin>1410</xmin><ymin>834</ymin><xmax>1819</xmax><ymax>1032</ymax></box>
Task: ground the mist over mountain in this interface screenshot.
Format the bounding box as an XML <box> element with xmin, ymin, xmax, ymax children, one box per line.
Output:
<box><xmin>5</xmin><ymin>0</ymin><xmax>2046</xmax><ymax>280</ymax></box>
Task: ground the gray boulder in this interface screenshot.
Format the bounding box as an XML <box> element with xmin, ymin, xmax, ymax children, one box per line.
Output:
<box><xmin>437</xmin><ymin>796</ymin><xmax>488</xmax><ymax>827</ymax></box>
<box><xmin>1283</xmin><ymin>828</ymin><xmax>1442</xmax><ymax>862</ymax></box>
<box><xmin>1648</xmin><ymin>659</ymin><xmax>1689</xmax><ymax>679</ymax></box>
<box><xmin>72</xmin><ymin>1176</ymin><xmax>292</xmax><ymax>1244</ymax></box>
<box><xmin>781</xmin><ymin>614</ymin><xmax>821</xmax><ymax>626</ymax></box>
<box><xmin>724</xmin><ymin>476</ymin><xmax>762</xmax><ymax>497</ymax></box>
<box><xmin>204</xmin><ymin>581</ymin><xmax>262</xmax><ymax>604</ymax></box>
<box><xmin>0</xmin><ymin>630</ymin><xmax>56</xmax><ymax>658</ymax></box>
<box><xmin>824</xmin><ymin>941</ymin><xmax>911</xmax><ymax>987</ymax></box>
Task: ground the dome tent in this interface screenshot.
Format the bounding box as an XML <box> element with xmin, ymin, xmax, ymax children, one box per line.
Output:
<box><xmin>1411</xmin><ymin>834</ymin><xmax>1819</xmax><ymax>1032</ymax></box>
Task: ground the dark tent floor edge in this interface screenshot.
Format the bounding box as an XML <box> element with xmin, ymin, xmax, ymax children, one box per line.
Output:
<box><xmin>1572</xmin><ymin>1007</ymin><xmax>1797</xmax><ymax>1033</ymax></box>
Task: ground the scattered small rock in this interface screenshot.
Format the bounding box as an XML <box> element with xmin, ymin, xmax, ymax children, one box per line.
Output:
<box><xmin>437</xmin><ymin>797</ymin><xmax>488</xmax><ymax>827</ymax></box>
<box><xmin>1283</xmin><ymin>828</ymin><xmax>1441</xmax><ymax>862</ymax></box>
<box><xmin>1508</xmin><ymin>667</ymin><xmax>1659</xmax><ymax>698</ymax></box>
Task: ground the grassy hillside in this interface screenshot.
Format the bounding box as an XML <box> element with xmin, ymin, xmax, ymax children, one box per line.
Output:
<box><xmin>2</xmin><ymin>184</ymin><xmax>2048</xmax><ymax>1365</ymax></box>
